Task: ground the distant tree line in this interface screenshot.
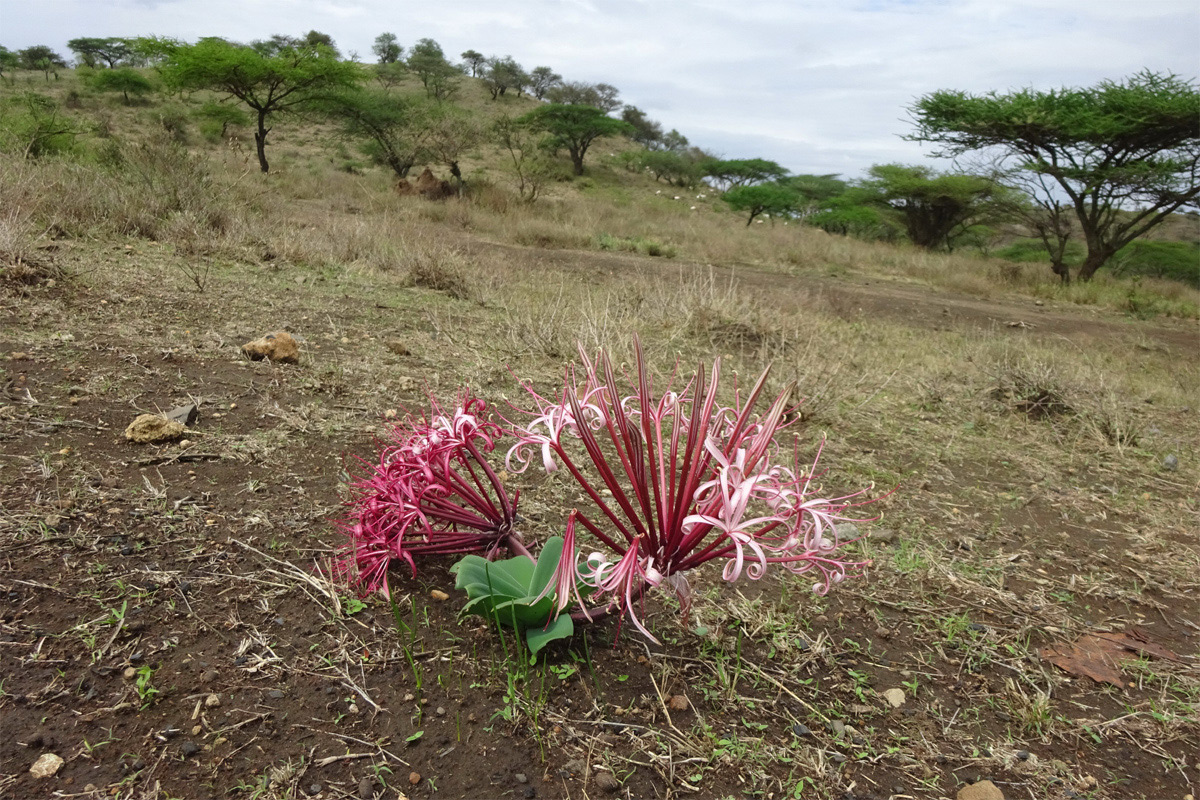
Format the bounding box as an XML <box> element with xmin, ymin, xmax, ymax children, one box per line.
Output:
<box><xmin>1</xmin><ymin>32</ymin><xmax>1195</xmax><ymax>281</ymax></box>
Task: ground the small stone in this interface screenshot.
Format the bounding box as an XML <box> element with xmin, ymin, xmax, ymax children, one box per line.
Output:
<box><xmin>883</xmin><ymin>688</ymin><xmax>906</xmax><ymax>708</ymax></box>
<box><xmin>201</xmin><ymin>669</ymin><xmax>219</xmax><ymax>684</ymax></box>
<box><xmin>205</xmin><ymin>693</ymin><xmax>221</xmax><ymax>708</ymax></box>
<box><xmin>347</xmin><ymin>703</ymin><xmax>359</xmax><ymax>714</ymax></box>
<box><xmin>180</xmin><ymin>741</ymin><xmax>200</xmax><ymax>757</ymax></box>
<box><xmin>267</xmin><ymin>689</ymin><xmax>284</xmax><ymax>700</ymax></box>
<box><xmin>242</xmin><ymin>331</ymin><xmax>300</xmax><ymax>364</ymax></box>
<box><xmin>791</xmin><ymin>723</ymin><xmax>811</xmax><ymax>737</ymax></box>
<box><xmin>164</xmin><ymin>404</ymin><xmax>199</xmax><ymax>427</ymax></box>
<box><xmin>1016</xmin><ymin>750</ymin><xmax>1030</xmax><ymax>761</ymax></box>
<box><xmin>192</xmin><ymin>725</ymin><xmax>202</xmax><ymax>736</ymax></box>
<box><xmin>30</xmin><ymin>753</ymin><xmax>64</xmax><ymax>778</ymax></box>
<box><xmin>124</xmin><ymin>414</ymin><xmax>186</xmax><ymax>444</ymax></box>
<box><xmin>667</xmin><ymin>694</ymin><xmax>688</xmax><ymax>711</ymax></box>
<box><xmin>404</xmin><ymin>693</ymin><xmax>415</xmax><ymax>702</ymax></box>
<box><xmin>835</xmin><ymin>522</ymin><xmax>859</xmax><ymax>539</ymax></box>
<box><xmin>408</xmin><ymin>771</ymin><xmax>421</xmax><ymax>786</ymax></box>
<box><xmin>829</xmin><ymin>720</ymin><xmax>847</xmax><ymax>736</ymax></box>
<box><xmin>594</xmin><ymin>772</ymin><xmax>620</xmax><ymax>793</ymax></box>
<box><xmin>305</xmin><ymin>783</ymin><xmax>322</xmax><ymax>796</ymax></box>
<box><xmin>123</xmin><ymin>666</ymin><xmax>138</xmax><ymax>680</ymax></box>
<box><xmin>830</xmin><ymin>752</ymin><xmax>847</xmax><ymax>763</ymax></box>
<box><xmin>957</xmin><ymin>780</ymin><xmax>1005</xmax><ymax>800</ymax></box>
<box><xmin>358</xmin><ymin>777</ymin><xmax>375</xmax><ymax>799</ymax></box>
<box><xmin>430</xmin><ymin>589</ymin><xmax>449</xmax><ymax>601</ymax></box>
<box><xmin>524</xmin><ymin>788</ymin><xmax>536</xmax><ymax>799</ymax></box>
<box><xmin>515</xmin><ymin>773</ymin><xmax>528</xmax><ymax>784</ymax></box>
<box><xmin>436</xmin><ymin>706</ymin><xmax>446</xmax><ymax>716</ymax></box>
<box><xmin>1163</xmin><ymin>454</ymin><xmax>1179</xmax><ymax>471</ymax></box>
<box><xmin>872</xmin><ymin>528</ymin><xmax>897</xmax><ymax>544</ymax></box>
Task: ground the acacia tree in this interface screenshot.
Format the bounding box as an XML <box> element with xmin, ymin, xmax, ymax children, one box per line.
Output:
<box><xmin>162</xmin><ymin>38</ymin><xmax>362</xmax><ymax>172</ymax></box>
<box><xmin>724</xmin><ymin>183</ymin><xmax>800</xmax><ymax>225</ymax></box>
<box><xmin>703</xmin><ymin>158</ymin><xmax>789</xmax><ymax>191</ymax></box>
<box><xmin>318</xmin><ymin>88</ymin><xmax>433</xmax><ymax>178</ymax></box>
<box><xmin>68</xmin><ymin>37</ymin><xmax>132</xmax><ymax>68</ymax></box>
<box><xmin>0</xmin><ymin>46</ymin><xmax>19</xmax><ymax>83</ymax></box>
<box><xmin>519</xmin><ymin>103</ymin><xmax>633</xmax><ymax>175</ymax></box>
<box><xmin>407</xmin><ymin>38</ymin><xmax>460</xmax><ymax>101</ymax></box>
<box><xmin>909</xmin><ymin>70</ymin><xmax>1200</xmax><ymax>281</ymax></box>
<box><xmin>460</xmin><ymin>49</ymin><xmax>486</xmax><ymax>77</ymax></box>
<box><xmin>859</xmin><ymin>164</ymin><xmax>1003</xmax><ymax>250</ymax></box>
<box><xmin>19</xmin><ymin>46</ymin><xmax>67</xmax><ymax>81</ymax></box>
<box><xmin>621</xmin><ymin>105</ymin><xmax>663</xmax><ymax>148</ymax></box>
<box><xmin>482</xmin><ymin>56</ymin><xmax>525</xmax><ymax>100</ymax></box>
<box><xmin>528</xmin><ymin>66</ymin><xmax>561</xmax><ymax>100</ymax></box>
<box><xmin>372</xmin><ymin>33</ymin><xmax>402</xmax><ymax>64</ymax></box>
<box><xmin>85</xmin><ymin>67</ymin><xmax>155</xmax><ymax>104</ymax></box>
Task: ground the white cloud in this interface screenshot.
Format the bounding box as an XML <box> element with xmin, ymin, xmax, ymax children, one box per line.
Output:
<box><xmin>1</xmin><ymin>0</ymin><xmax>1195</xmax><ymax>177</ymax></box>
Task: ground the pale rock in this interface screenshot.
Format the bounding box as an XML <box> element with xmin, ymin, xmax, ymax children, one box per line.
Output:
<box><xmin>882</xmin><ymin>688</ymin><xmax>906</xmax><ymax>708</ymax></box>
<box><xmin>30</xmin><ymin>753</ymin><xmax>64</xmax><ymax>778</ymax></box>
<box><xmin>242</xmin><ymin>331</ymin><xmax>300</xmax><ymax>364</ymax></box>
<box><xmin>957</xmin><ymin>780</ymin><xmax>1005</xmax><ymax>800</ymax></box>
<box><xmin>124</xmin><ymin>414</ymin><xmax>186</xmax><ymax>443</ymax></box>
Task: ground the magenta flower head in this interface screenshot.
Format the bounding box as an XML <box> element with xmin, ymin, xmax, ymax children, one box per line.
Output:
<box><xmin>506</xmin><ymin>337</ymin><xmax>874</xmax><ymax>642</ymax></box>
<box><xmin>336</xmin><ymin>390</ymin><xmax>521</xmax><ymax>598</ymax></box>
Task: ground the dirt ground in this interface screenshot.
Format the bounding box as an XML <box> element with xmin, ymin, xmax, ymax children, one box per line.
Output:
<box><xmin>1</xmin><ymin>237</ymin><xmax>1197</xmax><ymax>800</ymax></box>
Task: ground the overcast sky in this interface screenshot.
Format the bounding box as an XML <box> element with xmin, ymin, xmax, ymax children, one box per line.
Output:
<box><xmin>2</xmin><ymin>0</ymin><xmax>1197</xmax><ymax>179</ymax></box>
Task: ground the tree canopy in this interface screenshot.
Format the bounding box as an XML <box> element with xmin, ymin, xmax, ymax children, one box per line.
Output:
<box><xmin>724</xmin><ymin>183</ymin><xmax>800</xmax><ymax>225</ymax></box>
<box><xmin>372</xmin><ymin>33</ymin><xmax>403</xmax><ymax>64</ymax></box>
<box><xmin>68</xmin><ymin>37</ymin><xmax>132</xmax><ymax>68</ymax></box>
<box><xmin>407</xmin><ymin>39</ymin><xmax>460</xmax><ymax>101</ymax></box>
<box><xmin>704</xmin><ymin>158</ymin><xmax>789</xmax><ymax>191</ymax></box>
<box><xmin>84</xmin><ymin>67</ymin><xmax>155</xmax><ymax>104</ymax></box>
<box><xmin>19</xmin><ymin>46</ymin><xmax>67</xmax><ymax>80</ymax></box>
<box><xmin>161</xmin><ymin>37</ymin><xmax>362</xmax><ymax>172</ymax></box>
<box><xmin>518</xmin><ymin>103</ymin><xmax>632</xmax><ymax>175</ymax></box>
<box><xmin>909</xmin><ymin>70</ymin><xmax>1200</xmax><ymax>280</ymax></box>
<box><xmin>859</xmin><ymin>164</ymin><xmax>1003</xmax><ymax>250</ymax></box>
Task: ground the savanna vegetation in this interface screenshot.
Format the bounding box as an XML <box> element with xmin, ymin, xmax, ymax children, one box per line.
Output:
<box><xmin>0</xmin><ymin>32</ymin><xmax>1197</xmax><ymax>800</ymax></box>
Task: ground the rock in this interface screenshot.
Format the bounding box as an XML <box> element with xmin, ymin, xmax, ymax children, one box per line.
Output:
<box><xmin>957</xmin><ymin>780</ymin><xmax>1005</xmax><ymax>800</ymax></box>
<box><xmin>524</xmin><ymin>788</ymin><xmax>536</xmax><ymax>799</ymax></box>
<box><xmin>1016</xmin><ymin>750</ymin><xmax>1030</xmax><ymax>761</ymax></box>
<box><xmin>882</xmin><ymin>688</ymin><xmax>906</xmax><ymax>708</ymax></box>
<box><xmin>180</xmin><ymin>741</ymin><xmax>200</xmax><ymax>757</ymax></box>
<box><xmin>30</xmin><ymin>753</ymin><xmax>64</xmax><ymax>778</ymax></box>
<box><xmin>123</xmin><ymin>666</ymin><xmax>138</xmax><ymax>680</ymax></box>
<box><xmin>594</xmin><ymin>772</ymin><xmax>620</xmax><ymax>793</ymax></box>
<box><xmin>515</xmin><ymin>773</ymin><xmax>528</xmax><ymax>783</ymax></box>
<box><xmin>357</xmin><ymin>777</ymin><xmax>376</xmax><ymax>799</ymax></box>
<box><xmin>267</xmin><ymin>689</ymin><xmax>284</xmax><ymax>700</ymax></box>
<box><xmin>205</xmin><ymin>693</ymin><xmax>221</xmax><ymax>708</ymax></box>
<box><xmin>408</xmin><ymin>771</ymin><xmax>421</xmax><ymax>786</ymax></box>
<box><xmin>790</xmin><ymin>723</ymin><xmax>811</xmax><ymax>737</ymax></box>
<box><xmin>124</xmin><ymin>414</ymin><xmax>186</xmax><ymax>443</ymax></box>
<box><xmin>241</xmin><ymin>331</ymin><xmax>300</xmax><ymax>364</ymax></box>
<box><xmin>835</xmin><ymin>522</ymin><xmax>859</xmax><ymax>539</ymax></box>
<box><xmin>305</xmin><ymin>783</ymin><xmax>322</xmax><ymax>796</ymax></box>
<box><xmin>829</xmin><ymin>720</ymin><xmax>847</xmax><ymax>736</ymax></box>
<box><xmin>872</xmin><ymin>528</ymin><xmax>897</xmax><ymax>545</ymax></box>
<box><xmin>1163</xmin><ymin>454</ymin><xmax>1179</xmax><ymax>471</ymax></box>
<box><xmin>164</xmin><ymin>404</ymin><xmax>199</xmax><ymax>427</ymax></box>
<box><xmin>430</xmin><ymin>590</ymin><xmax>449</xmax><ymax>601</ymax></box>
<box><xmin>667</xmin><ymin>694</ymin><xmax>688</xmax><ymax>711</ymax></box>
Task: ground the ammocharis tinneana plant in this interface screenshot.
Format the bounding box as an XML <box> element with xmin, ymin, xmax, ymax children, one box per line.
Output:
<box><xmin>338</xmin><ymin>337</ymin><xmax>874</xmax><ymax>651</ymax></box>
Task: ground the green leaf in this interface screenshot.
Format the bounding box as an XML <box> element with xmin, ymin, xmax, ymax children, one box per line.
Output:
<box><xmin>525</xmin><ymin>614</ymin><xmax>574</xmax><ymax>664</ymax></box>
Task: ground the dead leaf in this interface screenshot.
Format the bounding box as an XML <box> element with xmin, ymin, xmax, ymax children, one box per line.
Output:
<box><xmin>1039</xmin><ymin>628</ymin><xmax>1183</xmax><ymax>687</ymax></box>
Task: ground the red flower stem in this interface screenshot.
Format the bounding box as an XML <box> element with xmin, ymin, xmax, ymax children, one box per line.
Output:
<box><xmin>551</xmin><ymin>444</ymin><xmax>637</xmax><ymax>546</ymax></box>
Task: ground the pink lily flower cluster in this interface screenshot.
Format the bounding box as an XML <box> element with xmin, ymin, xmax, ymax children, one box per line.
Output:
<box><xmin>504</xmin><ymin>340</ymin><xmax>872</xmax><ymax>643</ymax></box>
<box><xmin>338</xmin><ymin>340</ymin><xmax>873</xmax><ymax>642</ymax></box>
<box><xmin>337</xmin><ymin>392</ymin><xmax>522</xmax><ymax>599</ymax></box>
